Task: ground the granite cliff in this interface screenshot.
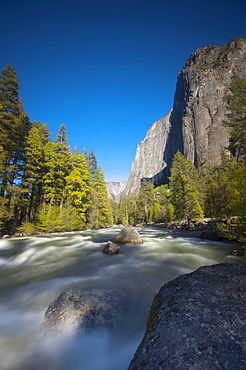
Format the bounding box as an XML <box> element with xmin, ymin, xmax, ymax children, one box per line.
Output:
<box><xmin>106</xmin><ymin>181</ymin><xmax>127</xmax><ymax>202</ymax></box>
<box><xmin>125</xmin><ymin>37</ymin><xmax>246</xmax><ymax>195</ymax></box>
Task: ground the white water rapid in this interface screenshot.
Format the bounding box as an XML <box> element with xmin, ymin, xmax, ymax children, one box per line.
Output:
<box><xmin>0</xmin><ymin>226</ymin><xmax>245</xmax><ymax>370</ymax></box>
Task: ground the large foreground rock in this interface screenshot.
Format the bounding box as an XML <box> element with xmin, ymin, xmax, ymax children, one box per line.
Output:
<box><xmin>128</xmin><ymin>263</ymin><xmax>246</xmax><ymax>369</ymax></box>
<box><xmin>41</xmin><ymin>289</ymin><xmax>126</xmax><ymax>334</ymax></box>
<box><xmin>113</xmin><ymin>227</ymin><xmax>143</xmax><ymax>244</ymax></box>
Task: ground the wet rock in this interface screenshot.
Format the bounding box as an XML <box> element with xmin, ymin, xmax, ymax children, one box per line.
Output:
<box><xmin>232</xmin><ymin>245</ymin><xmax>246</xmax><ymax>258</ymax></box>
<box><xmin>113</xmin><ymin>227</ymin><xmax>143</xmax><ymax>244</ymax></box>
<box><xmin>200</xmin><ymin>223</ymin><xmax>223</xmax><ymax>241</ymax></box>
<box><xmin>41</xmin><ymin>289</ymin><xmax>126</xmax><ymax>334</ymax></box>
<box><xmin>128</xmin><ymin>263</ymin><xmax>246</xmax><ymax>370</ymax></box>
<box><xmin>103</xmin><ymin>241</ymin><xmax>120</xmax><ymax>254</ymax></box>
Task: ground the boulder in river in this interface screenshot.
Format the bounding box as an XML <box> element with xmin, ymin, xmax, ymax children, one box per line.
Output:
<box><xmin>113</xmin><ymin>226</ymin><xmax>143</xmax><ymax>244</ymax></box>
<box><xmin>41</xmin><ymin>289</ymin><xmax>126</xmax><ymax>334</ymax></box>
<box><xmin>232</xmin><ymin>245</ymin><xmax>246</xmax><ymax>258</ymax></box>
<box><xmin>103</xmin><ymin>241</ymin><xmax>121</xmax><ymax>254</ymax></box>
<box><xmin>200</xmin><ymin>222</ymin><xmax>223</xmax><ymax>241</ymax></box>
<box><xmin>128</xmin><ymin>263</ymin><xmax>246</xmax><ymax>369</ymax></box>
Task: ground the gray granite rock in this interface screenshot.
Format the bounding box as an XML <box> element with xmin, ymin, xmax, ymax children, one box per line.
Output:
<box><xmin>125</xmin><ymin>37</ymin><xmax>246</xmax><ymax>194</ymax></box>
<box><xmin>128</xmin><ymin>263</ymin><xmax>246</xmax><ymax>369</ymax></box>
<box><xmin>106</xmin><ymin>181</ymin><xmax>127</xmax><ymax>202</ymax></box>
<box><xmin>103</xmin><ymin>241</ymin><xmax>121</xmax><ymax>254</ymax></box>
<box><xmin>41</xmin><ymin>289</ymin><xmax>126</xmax><ymax>334</ymax></box>
<box><xmin>113</xmin><ymin>227</ymin><xmax>143</xmax><ymax>244</ymax></box>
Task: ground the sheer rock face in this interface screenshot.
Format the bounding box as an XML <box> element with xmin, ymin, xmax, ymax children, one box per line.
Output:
<box><xmin>178</xmin><ymin>37</ymin><xmax>246</xmax><ymax>170</ymax></box>
<box><xmin>106</xmin><ymin>181</ymin><xmax>127</xmax><ymax>202</ymax></box>
<box><xmin>125</xmin><ymin>37</ymin><xmax>246</xmax><ymax>195</ymax></box>
<box><xmin>124</xmin><ymin>110</ymin><xmax>172</xmax><ymax>195</ymax></box>
<box><xmin>128</xmin><ymin>263</ymin><xmax>246</xmax><ymax>370</ymax></box>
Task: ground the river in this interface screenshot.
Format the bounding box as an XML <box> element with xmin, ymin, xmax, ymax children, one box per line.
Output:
<box><xmin>0</xmin><ymin>226</ymin><xmax>245</xmax><ymax>370</ymax></box>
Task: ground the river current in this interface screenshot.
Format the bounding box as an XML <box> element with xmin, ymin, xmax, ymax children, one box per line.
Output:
<box><xmin>0</xmin><ymin>226</ymin><xmax>245</xmax><ymax>370</ymax></box>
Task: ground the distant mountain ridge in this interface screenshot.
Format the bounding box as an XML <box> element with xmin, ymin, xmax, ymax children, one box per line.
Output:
<box><xmin>106</xmin><ymin>181</ymin><xmax>127</xmax><ymax>202</ymax></box>
<box><xmin>124</xmin><ymin>37</ymin><xmax>246</xmax><ymax>195</ymax></box>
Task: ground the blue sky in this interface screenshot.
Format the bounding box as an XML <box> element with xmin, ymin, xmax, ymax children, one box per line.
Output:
<box><xmin>1</xmin><ymin>0</ymin><xmax>245</xmax><ymax>181</ymax></box>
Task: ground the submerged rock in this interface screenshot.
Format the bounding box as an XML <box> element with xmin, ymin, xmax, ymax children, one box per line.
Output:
<box><xmin>113</xmin><ymin>227</ymin><xmax>143</xmax><ymax>244</ymax></box>
<box><xmin>128</xmin><ymin>263</ymin><xmax>246</xmax><ymax>369</ymax></box>
<box><xmin>103</xmin><ymin>241</ymin><xmax>121</xmax><ymax>254</ymax></box>
<box><xmin>41</xmin><ymin>289</ymin><xmax>126</xmax><ymax>334</ymax></box>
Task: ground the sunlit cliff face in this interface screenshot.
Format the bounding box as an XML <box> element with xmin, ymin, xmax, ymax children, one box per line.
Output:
<box><xmin>125</xmin><ymin>37</ymin><xmax>246</xmax><ymax>195</ymax></box>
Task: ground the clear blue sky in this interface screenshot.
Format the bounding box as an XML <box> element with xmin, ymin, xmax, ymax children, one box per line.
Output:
<box><xmin>1</xmin><ymin>0</ymin><xmax>245</xmax><ymax>181</ymax></box>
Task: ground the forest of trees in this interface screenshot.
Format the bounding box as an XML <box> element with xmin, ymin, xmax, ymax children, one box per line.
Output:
<box><xmin>0</xmin><ymin>64</ymin><xmax>112</xmax><ymax>234</ymax></box>
<box><xmin>0</xmin><ymin>65</ymin><xmax>245</xmax><ymax>242</ymax></box>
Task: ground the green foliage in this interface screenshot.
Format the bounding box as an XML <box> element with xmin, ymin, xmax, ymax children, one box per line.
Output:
<box><xmin>153</xmin><ymin>185</ymin><xmax>174</xmax><ymax>222</ymax></box>
<box><xmin>65</xmin><ymin>152</ymin><xmax>91</xmax><ymax>223</ymax></box>
<box><xmin>137</xmin><ymin>181</ymin><xmax>155</xmax><ymax>224</ymax></box>
<box><xmin>217</xmin><ymin>161</ymin><xmax>246</xmax><ymax>242</ymax></box>
<box><xmin>17</xmin><ymin>221</ymin><xmax>38</xmax><ymax>236</ymax></box>
<box><xmin>0</xmin><ymin>64</ymin><xmax>30</xmax><ymax>220</ymax></box>
<box><xmin>118</xmin><ymin>194</ymin><xmax>137</xmax><ymax>225</ymax></box>
<box><xmin>224</xmin><ymin>75</ymin><xmax>246</xmax><ymax>160</ymax></box>
<box><xmin>169</xmin><ymin>151</ymin><xmax>204</xmax><ymax>223</ymax></box>
<box><xmin>87</xmin><ymin>167</ymin><xmax>113</xmax><ymax>228</ymax></box>
<box><xmin>201</xmin><ymin>154</ymin><xmax>234</xmax><ymax>218</ymax></box>
<box><xmin>36</xmin><ymin>204</ymin><xmax>82</xmax><ymax>232</ymax></box>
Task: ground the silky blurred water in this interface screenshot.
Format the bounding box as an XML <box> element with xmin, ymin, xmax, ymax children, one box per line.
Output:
<box><xmin>0</xmin><ymin>226</ymin><xmax>244</xmax><ymax>370</ymax></box>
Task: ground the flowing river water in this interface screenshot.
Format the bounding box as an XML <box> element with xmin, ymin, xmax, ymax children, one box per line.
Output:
<box><xmin>0</xmin><ymin>226</ymin><xmax>245</xmax><ymax>370</ymax></box>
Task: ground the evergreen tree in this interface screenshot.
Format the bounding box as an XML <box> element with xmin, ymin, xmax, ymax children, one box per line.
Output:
<box><xmin>169</xmin><ymin>151</ymin><xmax>204</xmax><ymax>223</ymax></box>
<box><xmin>86</xmin><ymin>151</ymin><xmax>97</xmax><ymax>178</ymax></box>
<box><xmin>201</xmin><ymin>154</ymin><xmax>234</xmax><ymax>218</ymax></box>
<box><xmin>42</xmin><ymin>125</ymin><xmax>71</xmax><ymax>213</ymax></box>
<box><xmin>153</xmin><ymin>185</ymin><xmax>174</xmax><ymax>222</ymax></box>
<box><xmin>0</xmin><ymin>64</ymin><xmax>30</xmax><ymax>225</ymax></box>
<box><xmin>31</xmin><ymin>121</ymin><xmax>50</xmax><ymax>146</ymax></box>
<box><xmin>217</xmin><ymin>161</ymin><xmax>246</xmax><ymax>242</ymax></box>
<box><xmin>65</xmin><ymin>152</ymin><xmax>91</xmax><ymax>224</ymax></box>
<box><xmin>88</xmin><ymin>167</ymin><xmax>112</xmax><ymax>228</ymax></box>
<box><xmin>224</xmin><ymin>75</ymin><xmax>246</xmax><ymax>161</ymax></box>
<box><xmin>118</xmin><ymin>194</ymin><xmax>137</xmax><ymax>225</ymax></box>
<box><xmin>21</xmin><ymin>127</ymin><xmax>46</xmax><ymax>221</ymax></box>
<box><xmin>136</xmin><ymin>181</ymin><xmax>155</xmax><ymax>224</ymax></box>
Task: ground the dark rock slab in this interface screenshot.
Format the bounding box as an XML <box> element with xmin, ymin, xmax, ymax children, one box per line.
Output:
<box><xmin>103</xmin><ymin>241</ymin><xmax>121</xmax><ymax>254</ymax></box>
<box><xmin>128</xmin><ymin>263</ymin><xmax>246</xmax><ymax>369</ymax></box>
<box><xmin>113</xmin><ymin>227</ymin><xmax>143</xmax><ymax>244</ymax></box>
<box><xmin>41</xmin><ymin>289</ymin><xmax>126</xmax><ymax>334</ymax></box>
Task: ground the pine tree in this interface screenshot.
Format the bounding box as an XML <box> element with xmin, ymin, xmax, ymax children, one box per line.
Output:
<box><xmin>31</xmin><ymin>121</ymin><xmax>50</xmax><ymax>146</ymax></box>
<box><xmin>42</xmin><ymin>124</ymin><xmax>71</xmax><ymax>213</ymax></box>
<box><xmin>137</xmin><ymin>180</ymin><xmax>155</xmax><ymax>224</ymax></box>
<box><xmin>86</xmin><ymin>151</ymin><xmax>97</xmax><ymax>178</ymax></box>
<box><xmin>21</xmin><ymin>127</ymin><xmax>46</xmax><ymax>221</ymax></box>
<box><xmin>201</xmin><ymin>154</ymin><xmax>234</xmax><ymax>218</ymax></box>
<box><xmin>88</xmin><ymin>167</ymin><xmax>112</xmax><ymax>228</ymax></box>
<box><xmin>153</xmin><ymin>185</ymin><xmax>174</xmax><ymax>222</ymax></box>
<box><xmin>0</xmin><ymin>64</ymin><xmax>30</xmax><ymax>225</ymax></box>
<box><xmin>169</xmin><ymin>151</ymin><xmax>204</xmax><ymax>223</ymax></box>
<box><xmin>118</xmin><ymin>194</ymin><xmax>138</xmax><ymax>225</ymax></box>
<box><xmin>65</xmin><ymin>152</ymin><xmax>91</xmax><ymax>224</ymax></box>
